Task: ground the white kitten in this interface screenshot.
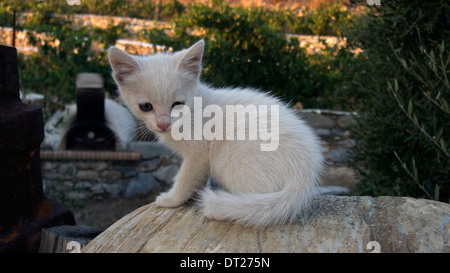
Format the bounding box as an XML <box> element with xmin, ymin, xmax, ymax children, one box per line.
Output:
<box><xmin>108</xmin><ymin>40</ymin><xmax>324</xmax><ymax>227</ymax></box>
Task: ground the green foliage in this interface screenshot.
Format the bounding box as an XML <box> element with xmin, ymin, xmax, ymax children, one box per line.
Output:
<box><xmin>306</xmin><ymin>42</ymin><xmax>358</xmax><ymax>109</ymax></box>
<box><xmin>342</xmin><ymin>0</ymin><xmax>450</xmax><ymax>201</ymax></box>
<box><xmin>140</xmin><ymin>0</ymin><xmax>337</xmax><ymax>105</ymax></box>
<box><xmin>0</xmin><ymin>0</ymin><xmax>184</xmax><ymax>21</ymax></box>
<box><xmin>295</xmin><ymin>2</ymin><xmax>355</xmax><ymax>36</ymax></box>
<box><xmin>17</xmin><ymin>18</ymin><xmax>123</xmax><ymax>117</ymax></box>
<box><xmin>2</xmin><ymin>0</ymin><xmax>357</xmax><ymax>113</ymax></box>
<box><xmin>0</xmin><ymin>2</ymin><xmax>12</xmax><ymax>27</ymax></box>
<box><xmin>0</xmin><ymin>0</ymin><xmax>355</xmax><ymax>36</ymax></box>
<box><xmin>19</xmin><ymin>27</ymin><xmax>104</xmax><ymax>99</ymax></box>
<box><xmin>389</xmin><ymin>43</ymin><xmax>450</xmax><ymax>201</ymax></box>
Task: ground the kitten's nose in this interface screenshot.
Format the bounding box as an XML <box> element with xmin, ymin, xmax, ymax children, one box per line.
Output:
<box><xmin>157</xmin><ymin>123</ymin><xmax>170</xmax><ymax>131</ymax></box>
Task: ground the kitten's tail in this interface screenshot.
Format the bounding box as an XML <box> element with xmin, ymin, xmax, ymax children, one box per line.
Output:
<box><xmin>198</xmin><ymin>182</ymin><xmax>317</xmax><ymax>228</ymax></box>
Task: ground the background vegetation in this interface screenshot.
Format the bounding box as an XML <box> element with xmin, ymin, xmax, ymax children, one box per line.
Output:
<box><xmin>1</xmin><ymin>0</ymin><xmax>356</xmax><ymax>109</ymax></box>
<box><xmin>0</xmin><ymin>0</ymin><xmax>448</xmax><ymax>202</ymax></box>
<box><xmin>140</xmin><ymin>1</ymin><xmax>343</xmax><ymax>105</ymax></box>
<box><xmin>340</xmin><ymin>0</ymin><xmax>449</xmax><ymax>201</ymax></box>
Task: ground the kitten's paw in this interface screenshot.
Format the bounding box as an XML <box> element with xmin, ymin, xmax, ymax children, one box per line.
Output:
<box><xmin>155</xmin><ymin>192</ymin><xmax>185</xmax><ymax>208</ymax></box>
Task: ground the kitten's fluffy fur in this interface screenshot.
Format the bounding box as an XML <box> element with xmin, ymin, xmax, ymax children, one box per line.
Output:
<box><xmin>109</xmin><ymin>40</ymin><xmax>324</xmax><ymax>227</ymax></box>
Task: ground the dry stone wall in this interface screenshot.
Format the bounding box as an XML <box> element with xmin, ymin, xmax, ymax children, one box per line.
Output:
<box><xmin>1</xmin><ymin>12</ymin><xmax>346</xmax><ymax>55</ymax></box>
<box><xmin>41</xmin><ymin>109</ymin><xmax>359</xmax><ymax>203</ymax></box>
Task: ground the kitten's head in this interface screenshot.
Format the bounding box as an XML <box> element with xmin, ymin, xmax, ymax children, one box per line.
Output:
<box><xmin>108</xmin><ymin>40</ymin><xmax>204</xmax><ymax>133</ymax></box>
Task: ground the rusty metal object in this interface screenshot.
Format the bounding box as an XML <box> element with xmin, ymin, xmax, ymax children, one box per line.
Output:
<box><xmin>41</xmin><ymin>150</ymin><xmax>141</xmax><ymax>161</ymax></box>
<box><xmin>0</xmin><ymin>45</ymin><xmax>75</xmax><ymax>252</ymax></box>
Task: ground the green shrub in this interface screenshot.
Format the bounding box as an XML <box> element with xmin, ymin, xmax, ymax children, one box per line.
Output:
<box><xmin>0</xmin><ymin>0</ymin><xmax>183</xmax><ymax>21</ymax></box>
<box><xmin>0</xmin><ymin>3</ymin><xmax>12</xmax><ymax>27</ymax></box>
<box><xmin>294</xmin><ymin>2</ymin><xmax>355</xmax><ymax>36</ymax></box>
<box><xmin>306</xmin><ymin>42</ymin><xmax>358</xmax><ymax>110</ymax></box>
<box><xmin>341</xmin><ymin>0</ymin><xmax>450</xmax><ymax>201</ymax></box>
<box><xmin>5</xmin><ymin>0</ymin><xmax>357</xmax><ymax>114</ymax></box>
<box><xmin>19</xmin><ymin>26</ymin><xmax>108</xmax><ymax>98</ymax></box>
<box><xmin>1</xmin><ymin>0</ymin><xmax>355</xmax><ymax>36</ymax></box>
<box><xmin>17</xmin><ymin>18</ymin><xmax>123</xmax><ymax>119</ymax></box>
<box><xmin>141</xmin><ymin>0</ymin><xmax>330</xmax><ymax>106</ymax></box>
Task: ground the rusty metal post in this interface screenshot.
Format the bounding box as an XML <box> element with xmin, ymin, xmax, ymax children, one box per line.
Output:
<box><xmin>12</xmin><ymin>10</ymin><xmax>16</xmax><ymax>48</ymax></box>
<box><xmin>0</xmin><ymin>45</ymin><xmax>75</xmax><ymax>252</ymax></box>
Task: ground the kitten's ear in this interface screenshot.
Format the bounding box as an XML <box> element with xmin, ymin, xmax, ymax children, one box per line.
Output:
<box><xmin>175</xmin><ymin>40</ymin><xmax>204</xmax><ymax>78</ymax></box>
<box><xmin>108</xmin><ymin>46</ymin><xmax>140</xmax><ymax>84</ymax></box>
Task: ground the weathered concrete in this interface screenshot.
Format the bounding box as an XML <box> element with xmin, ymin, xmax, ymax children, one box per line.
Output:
<box><xmin>83</xmin><ymin>195</ymin><xmax>450</xmax><ymax>253</ymax></box>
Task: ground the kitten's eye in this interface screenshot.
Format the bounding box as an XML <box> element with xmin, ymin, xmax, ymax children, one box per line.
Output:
<box><xmin>139</xmin><ymin>102</ymin><xmax>153</xmax><ymax>112</ymax></box>
<box><xmin>172</xmin><ymin>101</ymin><xmax>185</xmax><ymax>108</ymax></box>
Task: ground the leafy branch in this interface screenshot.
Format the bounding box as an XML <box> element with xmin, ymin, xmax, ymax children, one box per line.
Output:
<box><xmin>393</xmin><ymin>151</ymin><xmax>435</xmax><ymax>200</ymax></box>
<box><xmin>389</xmin><ymin>41</ymin><xmax>450</xmax><ymax>157</ymax></box>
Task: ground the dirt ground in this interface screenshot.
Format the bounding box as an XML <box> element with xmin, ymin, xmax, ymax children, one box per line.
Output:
<box><xmin>70</xmin><ymin>193</ymin><xmax>158</xmax><ymax>230</ymax></box>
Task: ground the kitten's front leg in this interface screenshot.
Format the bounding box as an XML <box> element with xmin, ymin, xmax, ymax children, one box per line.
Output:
<box><xmin>155</xmin><ymin>156</ymin><xmax>209</xmax><ymax>208</ymax></box>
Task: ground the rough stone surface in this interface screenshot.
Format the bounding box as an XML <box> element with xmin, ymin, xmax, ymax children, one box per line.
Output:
<box><xmin>83</xmin><ymin>195</ymin><xmax>450</xmax><ymax>253</ymax></box>
<box><xmin>299</xmin><ymin>112</ymin><xmax>337</xmax><ymax>129</ymax></box>
<box><xmin>337</xmin><ymin>115</ymin><xmax>357</xmax><ymax>128</ymax></box>
<box><xmin>76</xmin><ymin>170</ymin><xmax>99</xmax><ymax>181</ymax></box>
<box><xmin>102</xmin><ymin>183</ymin><xmax>123</xmax><ymax>197</ymax></box>
<box><xmin>124</xmin><ymin>173</ymin><xmax>160</xmax><ymax>198</ymax></box>
<box><xmin>58</xmin><ymin>163</ymin><xmax>77</xmax><ymax>176</ymax></box>
<box><xmin>101</xmin><ymin>170</ymin><xmax>123</xmax><ymax>181</ymax></box>
<box><xmin>322</xmin><ymin>166</ymin><xmax>358</xmax><ymax>188</ymax></box>
<box><xmin>326</xmin><ymin>148</ymin><xmax>349</xmax><ymax>162</ymax></box>
<box><xmin>137</xmin><ymin>158</ymin><xmax>161</xmax><ymax>172</ymax></box>
<box><xmin>152</xmin><ymin>164</ymin><xmax>179</xmax><ymax>185</ymax></box>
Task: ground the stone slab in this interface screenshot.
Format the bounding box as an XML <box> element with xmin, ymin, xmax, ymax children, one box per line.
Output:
<box><xmin>83</xmin><ymin>195</ymin><xmax>450</xmax><ymax>253</ymax></box>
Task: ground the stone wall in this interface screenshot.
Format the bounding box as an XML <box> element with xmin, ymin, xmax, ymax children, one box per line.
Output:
<box><xmin>63</xmin><ymin>13</ymin><xmax>172</xmax><ymax>37</ymax></box>
<box><xmin>297</xmin><ymin>109</ymin><xmax>359</xmax><ymax>191</ymax></box>
<box><xmin>0</xmin><ymin>27</ymin><xmax>40</xmax><ymax>54</ymax></box>
<box><xmin>42</xmin><ymin>142</ymin><xmax>180</xmax><ymax>201</ymax></box>
<box><xmin>41</xmin><ymin>109</ymin><xmax>359</xmax><ymax>202</ymax></box>
<box><xmin>1</xmin><ymin>12</ymin><xmax>348</xmax><ymax>55</ymax></box>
